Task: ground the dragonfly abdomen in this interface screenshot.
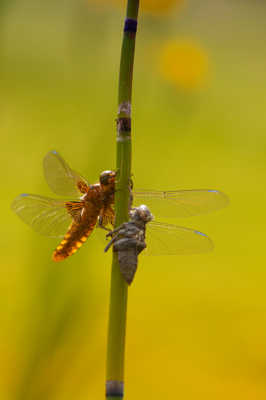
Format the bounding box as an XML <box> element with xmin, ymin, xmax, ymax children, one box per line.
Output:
<box><xmin>53</xmin><ymin>220</ymin><xmax>97</xmax><ymax>262</ymax></box>
<box><xmin>116</xmin><ymin>248</ymin><xmax>138</xmax><ymax>285</ymax></box>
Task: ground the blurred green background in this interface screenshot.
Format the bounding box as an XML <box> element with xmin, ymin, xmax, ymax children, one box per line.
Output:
<box><xmin>2</xmin><ymin>0</ymin><xmax>266</xmax><ymax>398</ymax></box>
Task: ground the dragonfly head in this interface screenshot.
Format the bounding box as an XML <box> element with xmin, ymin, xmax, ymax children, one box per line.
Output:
<box><xmin>100</xmin><ymin>170</ymin><xmax>116</xmax><ymax>187</ymax></box>
<box><xmin>131</xmin><ymin>205</ymin><xmax>153</xmax><ymax>223</ymax></box>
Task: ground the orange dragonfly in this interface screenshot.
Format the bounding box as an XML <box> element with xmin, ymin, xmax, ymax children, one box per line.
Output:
<box><xmin>12</xmin><ymin>151</ymin><xmax>229</xmax><ymax>261</ymax></box>
<box><xmin>12</xmin><ymin>151</ymin><xmax>116</xmax><ymax>261</ymax></box>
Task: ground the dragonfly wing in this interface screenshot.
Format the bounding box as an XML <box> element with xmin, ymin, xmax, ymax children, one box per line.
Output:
<box><xmin>12</xmin><ymin>194</ymin><xmax>73</xmax><ymax>237</ymax></box>
<box><xmin>43</xmin><ymin>150</ymin><xmax>89</xmax><ymax>197</ymax></box>
<box><xmin>133</xmin><ymin>189</ymin><xmax>229</xmax><ymax>218</ymax></box>
<box><xmin>143</xmin><ymin>221</ymin><xmax>214</xmax><ymax>256</ymax></box>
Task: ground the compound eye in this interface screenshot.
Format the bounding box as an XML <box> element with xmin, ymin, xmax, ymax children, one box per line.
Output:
<box><xmin>100</xmin><ymin>170</ymin><xmax>114</xmax><ymax>185</ymax></box>
<box><xmin>137</xmin><ymin>205</ymin><xmax>153</xmax><ymax>221</ymax></box>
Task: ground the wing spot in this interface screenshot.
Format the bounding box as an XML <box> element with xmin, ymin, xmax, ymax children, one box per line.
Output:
<box><xmin>65</xmin><ymin>233</ymin><xmax>71</xmax><ymax>239</ymax></box>
<box><xmin>195</xmin><ymin>230</ymin><xmax>207</xmax><ymax>237</ymax></box>
<box><xmin>71</xmin><ymin>248</ymin><xmax>77</xmax><ymax>254</ymax></box>
<box><xmin>76</xmin><ymin>241</ymin><xmax>82</xmax><ymax>248</ymax></box>
<box><xmin>81</xmin><ymin>236</ymin><xmax>87</xmax><ymax>242</ymax></box>
<box><xmin>61</xmin><ymin>239</ymin><xmax>67</xmax><ymax>245</ymax></box>
<box><xmin>57</xmin><ymin>245</ymin><xmax>63</xmax><ymax>250</ymax></box>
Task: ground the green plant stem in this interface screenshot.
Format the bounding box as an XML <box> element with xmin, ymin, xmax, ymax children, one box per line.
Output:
<box><xmin>106</xmin><ymin>1</ymin><xmax>139</xmax><ymax>398</ymax></box>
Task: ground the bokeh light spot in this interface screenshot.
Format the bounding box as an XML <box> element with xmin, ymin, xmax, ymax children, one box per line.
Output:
<box><xmin>88</xmin><ymin>0</ymin><xmax>185</xmax><ymax>15</ymax></box>
<box><xmin>159</xmin><ymin>39</ymin><xmax>210</xmax><ymax>90</ymax></box>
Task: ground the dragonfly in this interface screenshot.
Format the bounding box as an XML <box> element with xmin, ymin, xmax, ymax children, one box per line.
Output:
<box><xmin>12</xmin><ymin>151</ymin><xmax>229</xmax><ymax>262</ymax></box>
<box><xmin>104</xmin><ymin>196</ymin><xmax>229</xmax><ymax>284</ymax></box>
<box><xmin>12</xmin><ymin>151</ymin><xmax>116</xmax><ymax>261</ymax></box>
<box><xmin>105</xmin><ymin>205</ymin><xmax>153</xmax><ymax>284</ymax></box>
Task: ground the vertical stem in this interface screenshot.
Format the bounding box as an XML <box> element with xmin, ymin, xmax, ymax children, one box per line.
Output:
<box><xmin>106</xmin><ymin>1</ymin><xmax>139</xmax><ymax>399</ymax></box>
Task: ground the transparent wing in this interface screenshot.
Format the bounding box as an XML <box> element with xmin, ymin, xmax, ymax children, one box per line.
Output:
<box><xmin>43</xmin><ymin>150</ymin><xmax>89</xmax><ymax>197</ymax></box>
<box><xmin>12</xmin><ymin>194</ymin><xmax>72</xmax><ymax>237</ymax></box>
<box><xmin>133</xmin><ymin>189</ymin><xmax>229</xmax><ymax>218</ymax></box>
<box><xmin>143</xmin><ymin>221</ymin><xmax>214</xmax><ymax>256</ymax></box>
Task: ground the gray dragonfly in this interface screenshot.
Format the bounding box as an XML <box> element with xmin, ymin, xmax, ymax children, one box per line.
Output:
<box><xmin>105</xmin><ymin>205</ymin><xmax>153</xmax><ymax>284</ymax></box>
<box><xmin>104</xmin><ymin>189</ymin><xmax>228</xmax><ymax>284</ymax></box>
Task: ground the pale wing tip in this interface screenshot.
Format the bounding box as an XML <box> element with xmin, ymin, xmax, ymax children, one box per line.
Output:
<box><xmin>13</xmin><ymin>193</ymin><xmax>29</xmax><ymax>198</ymax></box>
<box><xmin>208</xmin><ymin>190</ymin><xmax>230</xmax><ymax>208</ymax></box>
<box><xmin>46</xmin><ymin>149</ymin><xmax>58</xmax><ymax>156</ymax></box>
<box><xmin>11</xmin><ymin>193</ymin><xmax>28</xmax><ymax>212</ymax></box>
<box><xmin>194</xmin><ymin>230</ymin><xmax>214</xmax><ymax>253</ymax></box>
<box><xmin>43</xmin><ymin>150</ymin><xmax>61</xmax><ymax>182</ymax></box>
<box><xmin>43</xmin><ymin>150</ymin><xmax>60</xmax><ymax>165</ymax></box>
<box><xmin>194</xmin><ymin>230</ymin><xmax>208</xmax><ymax>237</ymax></box>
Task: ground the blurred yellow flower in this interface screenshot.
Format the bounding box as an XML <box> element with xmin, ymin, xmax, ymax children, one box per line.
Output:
<box><xmin>140</xmin><ymin>0</ymin><xmax>184</xmax><ymax>15</ymax></box>
<box><xmin>88</xmin><ymin>0</ymin><xmax>184</xmax><ymax>15</ymax></box>
<box><xmin>159</xmin><ymin>39</ymin><xmax>209</xmax><ymax>90</ymax></box>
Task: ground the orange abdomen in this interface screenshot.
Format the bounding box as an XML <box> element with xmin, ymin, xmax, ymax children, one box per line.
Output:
<box><xmin>53</xmin><ymin>218</ymin><xmax>97</xmax><ymax>262</ymax></box>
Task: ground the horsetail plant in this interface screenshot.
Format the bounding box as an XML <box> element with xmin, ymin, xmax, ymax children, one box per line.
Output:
<box><xmin>106</xmin><ymin>0</ymin><xmax>139</xmax><ymax>398</ymax></box>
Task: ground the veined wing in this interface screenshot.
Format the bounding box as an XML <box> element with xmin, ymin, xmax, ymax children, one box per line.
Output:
<box><xmin>12</xmin><ymin>194</ymin><xmax>72</xmax><ymax>237</ymax></box>
<box><xmin>43</xmin><ymin>150</ymin><xmax>89</xmax><ymax>197</ymax></box>
<box><xmin>133</xmin><ymin>189</ymin><xmax>229</xmax><ymax>218</ymax></box>
<box><xmin>144</xmin><ymin>221</ymin><xmax>213</xmax><ymax>256</ymax></box>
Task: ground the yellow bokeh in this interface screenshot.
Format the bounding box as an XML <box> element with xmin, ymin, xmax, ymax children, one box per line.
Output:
<box><xmin>88</xmin><ymin>0</ymin><xmax>185</xmax><ymax>15</ymax></box>
<box><xmin>3</xmin><ymin>1</ymin><xmax>266</xmax><ymax>399</ymax></box>
<box><xmin>140</xmin><ymin>0</ymin><xmax>184</xmax><ymax>15</ymax></box>
<box><xmin>159</xmin><ymin>39</ymin><xmax>209</xmax><ymax>89</ymax></box>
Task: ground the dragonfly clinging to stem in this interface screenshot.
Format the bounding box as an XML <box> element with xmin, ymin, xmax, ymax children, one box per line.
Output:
<box><xmin>12</xmin><ymin>151</ymin><xmax>116</xmax><ymax>261</ymax></box>
<box><xmin>105</xmin><ymin>205</ymin><xmax>153</xmax><ymax>284</ymax></box>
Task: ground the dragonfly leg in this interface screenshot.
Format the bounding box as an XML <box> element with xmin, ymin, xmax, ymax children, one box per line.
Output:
<box><xmin>104</xmin><ymin>223</ymin><xmax>128</xmax><ymax>252</ymax></box>
<box><xmin>98</xmin><ymin>215</ymin><xmax>112</xmax><ymax>231</ymax></box>
<box><xmin>104</xmin><ymin>232</ymin><xmax>121</xmax><ymax>252</ymax></box>
<box><xmin>106</xmin><ymin>223</ymin><xmax>128</xmax><ymax>238</ymax></box>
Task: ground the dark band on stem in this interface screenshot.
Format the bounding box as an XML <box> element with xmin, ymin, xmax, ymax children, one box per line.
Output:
<box><xmin>117</xmin><ymin>117</ymin><xmax>131</xmax><ymax>133</ymax></box>
<box><xmin>106</xmin><ymin>380</ymin><xmax>124</xmax><ymax>397</ymax></box>
<box><xmin>124</xmin><ymin>18</ymin><xmax>137</xmax><ymax>33</ymax></box>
